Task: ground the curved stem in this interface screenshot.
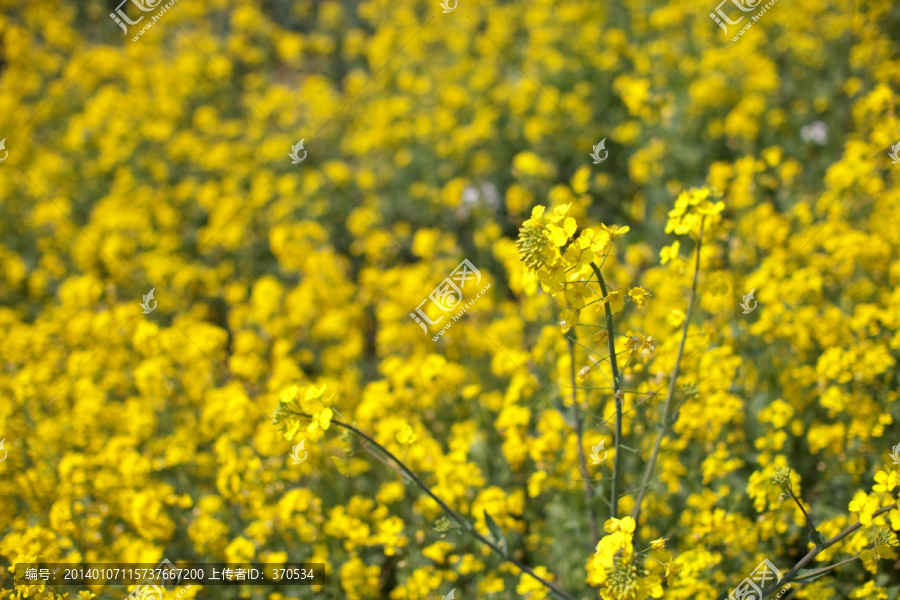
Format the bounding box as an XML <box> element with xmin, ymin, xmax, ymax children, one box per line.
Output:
<box><xmin>589</xmin><ymin>261</ymin><xmax>621</xmax><ymax>519</ymax></box>
<box><xmin>792</xmin><ymin>555</ymin><xmax>858</xmax><ymax>581</ymax></box>
<box><xmin>713</xmin><ymin>503</ymin><xmax>898</xmax><ymax>600</ymax></box>
<box><xmin>631</xmin><ymin>220</ymin><xmax>703</xmax><ymax>531</ymax></box>
<box><xmin>323</xmin><ymin>417</ymin><xmax>579</xmax><ymax>600</ymax></box>
<box><xmin>786</xmin><ymin>485</ymin><xmax>818</xmax><ymax>536</ymax></box>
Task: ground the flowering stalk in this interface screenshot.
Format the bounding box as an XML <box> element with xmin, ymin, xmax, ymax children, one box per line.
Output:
<box><xmin>589</xmin><ymin>262</ymin><xmax>622</xmax><ymax>519</ymax></box>
<box><xmin>325</xmin><ymin>415</ymin><xmax>579</xmax><ymax>600</ymax></box>
<box><xmin>631</xmin><ymin>219</ymin><xmax>703</xmax><ymax>531</ymax></box>
<box><xmin>777</xmin><ymin>470</ymin><xmax>820</xmax><ymax>544</ymax></box>
<box><xmin>713</xmin><ymin>503</ymin><xmax>898</xmax><ymax>600</ymax></box>
<box><xmin>791</xmin><ymin>556</ymin><xmax>859</xmax><ymax>581</ymax></box>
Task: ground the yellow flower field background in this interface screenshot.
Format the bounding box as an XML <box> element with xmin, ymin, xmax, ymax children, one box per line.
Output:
<box><xmin>1</xmin><ymin>0</ymin><xmax>899</xmax><ymax>598</ymax></box>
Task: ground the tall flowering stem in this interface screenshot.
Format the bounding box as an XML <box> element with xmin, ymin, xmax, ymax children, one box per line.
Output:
<box><xmin>272</xmin><ymin>392</ymin><xmax>579</xmax><ymax>600</ymax></box>
<box><xmin>631</xmin><ymin>219</ymin><xmax>703</xmax><ymax>531</ymax></box>
<box><xmin>713</xmin><ymin>503</ymin><xmax>898</xmax><ymax>600</ymax></box>
<box><xmin>590</xmin><ymin>262</ymin><xmax>622</xmax><ymax>519</ymax></box>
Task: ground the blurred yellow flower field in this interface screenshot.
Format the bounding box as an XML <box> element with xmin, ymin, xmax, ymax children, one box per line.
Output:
<box><xmin>1</xmin><ymin>0</ymin><xmax>899</xmax><ymax>599</ymax></box>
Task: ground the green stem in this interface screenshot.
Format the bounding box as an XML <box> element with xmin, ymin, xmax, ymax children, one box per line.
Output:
<box><xmin>786</xmin><ymin>484</ymin><xmax>818</xmax><ymax>537</ymax></box>
<box><xmin>713</xmin><ymin>503</ymin><xmax>898</xmax><ymax>600</ymax></box>
<box><xmin>792</xmin><ymin>556</ymin><xmax>859</xmax><ymax>581</ymax></box>
<box><xmin>324</xmin><ymin>417</ymin><xmax>579</xmax><ymax>600</ymax></box>
<box><xmin>589</xmin><ymin>261</ymin><xmax>621</xmax><ymax>519</ymax></box>
<box><xmin>631</xmin><ymin>220</ymin><xmax>703</xmax><ymax>531</ymax></box>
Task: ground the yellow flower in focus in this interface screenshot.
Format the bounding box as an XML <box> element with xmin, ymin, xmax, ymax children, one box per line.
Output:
<box><xmin>627</xmin><ymin>287</ymin><xmax>650</xmax><ymax>308</ymax></box>
<box><xmin>308</xmin><ymin>408</ymin><xmax>334</xmax><ymax>432</ymax></box>
<box><xmin>873</xmin><ymin>469</ymin><xmax>898</xmax><ymax>493</ymax></box>
<box><xmin>565</xmin><ymin>283</ymin><xmax>593</xmax><ymax>309</ymax></box>
<box><xmin>599</xmin><ymin>290</ymin><xmax>625</xmax><ymax>315</ymax></box>
<box><xmin>664</xmin><ymin>560</ymin><xmax>682</xmax><ymax>584</ymax></box>
<box><xmin>563</xmin><ymin>237</ymin><xmax>595</xmax><ymax>271</ymax></box>
<box><xmin>601</xmin><ymin>224</ymin><xmax>630</xmax><ymax>241</ymax></box>
<box><xmin>559</xmin><ymin>308</ymin><xmax>580</xmax><ymax>333</ymax></box>
<box><xmin>603</xmin><ymin>516</ymin><xmax>636</xmax><ymax>533</ymax></box>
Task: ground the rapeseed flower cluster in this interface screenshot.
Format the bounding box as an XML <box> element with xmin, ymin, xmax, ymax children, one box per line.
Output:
<box><xmin>1</xmin><ymin>0</ymin><xmax>900</xmax><ymax>599</ymax></box>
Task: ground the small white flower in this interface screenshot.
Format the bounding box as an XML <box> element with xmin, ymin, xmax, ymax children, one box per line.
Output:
<box><xmin>800</xmin><ymin>121</ymin><xmax>828</xmax><ymax>146</ymax></box>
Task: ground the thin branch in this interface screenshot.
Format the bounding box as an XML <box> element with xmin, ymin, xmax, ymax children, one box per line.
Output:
<box><xmin>563</xmin><ymin>334</ymin><xmax>616</xmax><ymax>360</ymax></box>
<box><xmin>759</xmin><ymin>503</ymin><xmax>897</xmax><ymax>598</ymax></box>
<box><xmin>713</xmin><ymin>503</ymin><xmax>898</xmax><ymax>600</ymax></box>
<box><xmin>589</xmin><ymin>262</ymin><xmax>621</xmax><ymax>519</ymax></box>
<box><xmin>792</xmin><ymin>556</ymin><xmax>859</xmax><ymax>581</ymax></box>
<box><xmin>325</xmin><ymin>417</ymin><xmax>579</xmax><ymax>600</ymax></box>
<box><xmin>567</xmin><ymin>330</ymin><xmax>599</xmax><ymax>546</ymax></box>
<box><xmin>786</xmin><ymin>483</ymin><xmax>818</xmax><ymax>537</ymax></box>
<box><xmin>631</xmin><ymin>219</ymin><xmax>704</xmax><ymax>531</ymax></box>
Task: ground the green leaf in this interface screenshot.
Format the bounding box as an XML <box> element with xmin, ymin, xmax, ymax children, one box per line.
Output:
<box><xmin>796</xmin><ymin>567</ymin><xmax>829</xmax><ymax>583</ymax></box>
<box><xmin>483</xmin><ymin>510</ymin><xmax>507</xmax><ymax>556</ymax></box>
<box><xmin>809</xmin><ymin>530</ymin><xmax>827</xmax><ymax>550</ymax></box>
